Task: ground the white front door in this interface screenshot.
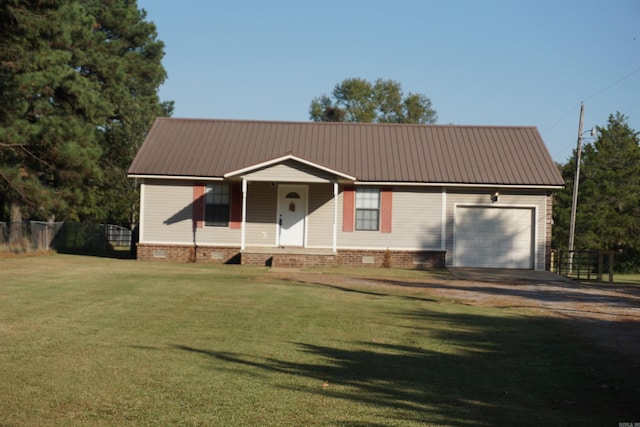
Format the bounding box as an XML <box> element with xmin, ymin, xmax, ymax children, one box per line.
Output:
<box><xmin>278</xmin><ymin>185</ymin><xmax>307</xmax><ymax>247</ymax></box>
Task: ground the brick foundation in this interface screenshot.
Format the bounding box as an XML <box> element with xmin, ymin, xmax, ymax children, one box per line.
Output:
<box><xmin>137</xmin><ymin>244</ymin><xmax>446</xmax><ymax>269</ymax></box>
<box><xmin>337</xmin><ymin>249</ymin><xmax>446</xmax><ymax>268</ymax></box>
<box><xmin>271</xmin><ymin>253</ymin><xmax>337</xmax><ymax>268</ymax></box>
<box><xmin>137</xmin><ymin>244</ymin><xmax>240</xmax><ymax>264</ymax></box>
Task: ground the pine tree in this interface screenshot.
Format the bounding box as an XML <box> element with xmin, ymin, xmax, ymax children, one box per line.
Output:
<box><xmin>82</xmin><ymin>0</ymin><xmax>172</xmax><ymax>225</ymax></box>
<box><xmin>0</xmin><ymin>0</ymin><xmax>170</xmax><ymax>231</ymax></box>
<box><xmin>553</xmin><ymin>113</ymin><xmax>640</xmax><ymax>270</ymax></box>
<box><xmin>0</xmin><ymin>0</ymin><xmax>110</xmax><ymax>226</ymax></box>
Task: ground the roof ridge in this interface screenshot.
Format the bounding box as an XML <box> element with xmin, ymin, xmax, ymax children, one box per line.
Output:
<box><xmin>156</xmin><ymin>117</ymin><xmax>539</xmax><ymax>130</ymax></box>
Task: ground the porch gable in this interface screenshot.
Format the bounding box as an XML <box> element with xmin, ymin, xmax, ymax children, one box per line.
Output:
<box><xmin>224</xmin><ymin>154</ymin><xmax>356</xmax><ymax>183</ymax></box>
<box><xmin>239</xmin><ymin>159</ymin><xmax>336</xmax><ymax>183</ymax></box>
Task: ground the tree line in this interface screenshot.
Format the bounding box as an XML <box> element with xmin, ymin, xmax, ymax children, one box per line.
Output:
<box><xmin>0</xmin><ymin>0</ymin><xmax>171</xmax><ymax>235</ymax></box>
<box><xmin>553</xmin><ymin>113</ymin><xmax>640</xmax><ymax>271</ymax></box>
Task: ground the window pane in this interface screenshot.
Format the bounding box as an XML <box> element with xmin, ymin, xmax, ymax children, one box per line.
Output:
<box><xmin>206</xmin><ymin>184</ymin><xmax>229</xmax><ymax>205</ymax></box>
<box><xmin>205</xmin><ymin>204</ymin><xmax>229</xmax><ymax>226</ymax></box>
<box><xmin>356</xmin><ymin>188</ymin><xmax>379</xmax><ymax>209</ymax></box>
<box><xmin>355</xmin><ymin>209</ymin><xmax>379</xmax><ymax>231</ymax></box>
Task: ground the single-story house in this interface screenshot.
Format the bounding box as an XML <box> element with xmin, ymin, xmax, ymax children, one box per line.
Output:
<box><xmin>127</xmin><ymin>118</ymin><xmax>564</xmax><ymax>269</ymax></box>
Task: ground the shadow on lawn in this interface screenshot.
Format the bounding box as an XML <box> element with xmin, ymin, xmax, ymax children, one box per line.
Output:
<box><xmin>299</xmin><ymin>280</ymin><xmax>438</xmax><ymax>303</ymax></box>
<box><xmin>173</xmin><ymin>310</ymin><xmax>640</xmax><ymax>426</ymax></box>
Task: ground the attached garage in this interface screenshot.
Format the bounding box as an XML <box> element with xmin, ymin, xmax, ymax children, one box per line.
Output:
<box><xmin>454</xmin><ymin>206</ymin><xmax>535</xmax><ymax>269</ymax></box>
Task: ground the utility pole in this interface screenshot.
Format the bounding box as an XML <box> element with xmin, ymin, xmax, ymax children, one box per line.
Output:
<box><xmin>567</xmin><ymin>102</ymin><xmax>585</xmax><ymax>271</ymax></box>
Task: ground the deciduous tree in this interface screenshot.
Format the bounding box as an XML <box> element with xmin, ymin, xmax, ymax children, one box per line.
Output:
<box><xmin>309</xmin><ymin>78</ymin><xmax>437</xmax><ymax>124</ymax></box>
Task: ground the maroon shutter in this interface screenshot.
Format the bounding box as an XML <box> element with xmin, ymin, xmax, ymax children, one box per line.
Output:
<box><xmin>193</xmin><ymin>183</ymin><xmax>205</xmax><ymax>228</ymax></box>
<box><xmin>342</xmin><ymin>187</ymin><xmax>354</xmax><ymax>232</ymax></box>
<box><xmin>380</xmin><ymin>188</ymin><xmax>392</xmax><ymax>233</ymax></box>
<box><xmin>229</xmin><ymin>183</ymin><xmax>242</xmax><ymax>229</ymax></box>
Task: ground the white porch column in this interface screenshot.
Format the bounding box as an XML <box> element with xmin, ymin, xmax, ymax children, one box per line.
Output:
<box><xmin>333</xmin><ymin>182</ymin><xmax>338</xmax><ymax>253</ymax></box>
<box><xmin>138</xmin><ymin>180</ymin><xmax>146</xmax><ymax>244</ymax></box>
<box><xmin>241</xmin><ymin>177</ymin><xmax>247</xmax><ymax>250</ymax></box>
<box><xmin>441</xmin><ymin>187</ymin><xmax>447</xmax><ymax>250</ymax></box>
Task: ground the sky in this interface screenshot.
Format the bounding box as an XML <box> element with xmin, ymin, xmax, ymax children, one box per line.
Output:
<box><xmin>136</xmin><ymin>0</ymin><xmax>639</xmax><ymax>164</ymax></box>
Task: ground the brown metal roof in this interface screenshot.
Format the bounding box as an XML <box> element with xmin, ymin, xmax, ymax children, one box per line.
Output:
<box><xmin>128</xmin><ymin>118</ymin><xmax>564</xmax><ymax>186</ymax></box>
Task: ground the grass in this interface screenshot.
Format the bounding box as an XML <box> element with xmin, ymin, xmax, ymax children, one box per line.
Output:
<box><xmin>1</xmin><ymin>255</ymin><xmax>638</xmax><ymax>426</ymax></box>
<box><xmin>566</xmin><ymin>273</ymin><xmax>640</xmax><ymax>285</ymax></box>
<box><xmin>614</xmin><ymin>274</ymin><xmax>640</xmax><ymax>285</ymax></box>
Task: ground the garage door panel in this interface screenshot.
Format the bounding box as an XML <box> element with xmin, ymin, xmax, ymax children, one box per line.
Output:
<box><xmin>496</xmin><ymin>238</ymin><xmax>514</xmax><ymax>251</ymax></box>
<box><xmin>455</xmin><ymin>206</ymin><xmax>533</xmax><ymax>269</ymax></box>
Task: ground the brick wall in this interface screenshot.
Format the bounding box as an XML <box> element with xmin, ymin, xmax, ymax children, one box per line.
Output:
<box><xmin>137</xmin><ymin>243</ymin><xmax>446</xmax><ymax>269</ymax></box>
<box><xmin>545</xmin><ymin>191</ymin><xmax>554</xmax><ymax>271</ymax></box>
<box><xmin>271</xmin><ymin>253</ymin><xmax>337</xmax><ymax>268</ymax></box>
<box><xmin>337</xmin><ymin>249</ymin><xmax>446</xmax><ymax>268</ymax></box>
<box><xmin>137</xmin><ymin>244</ymin><xmax>240</xmax><ymax>264</ymax></box>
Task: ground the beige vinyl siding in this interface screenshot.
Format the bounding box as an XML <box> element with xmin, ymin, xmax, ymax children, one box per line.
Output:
<box><xmin>141</xmin><ymin>180</ymin><xmax>194</xmax><ymax>244</ymax></box>
<box><xmin>338</xmin><ymin>186</ymin><xmax>443</xmax><ymax>250</ymax></box>
<box><xmin>244</xmin><ymin>182</ymin><xmax>277</xmax><ymax>246</ymax></box>
<box><xmin>445</xmin><ymin>189</ymin><xmax>548</xmax><ymax>270</ymax></box>
<box><xmin>141</xmin><ymin>180</ymin><xmax>241</xmax><ymax>246</ymax></box>
<box><xmin>306</xmin><ymin>184</ymin><xmax>335</xmax><ymax>247</ymax></box>
<box><xmin>243</xmin><ymin>160</ymin><xmax>334</xmax><ymax>183</ymax></box>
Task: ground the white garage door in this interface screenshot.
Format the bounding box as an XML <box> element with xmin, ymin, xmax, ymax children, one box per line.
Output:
<box><xmin>454</xmin><ymin>206</ymin><xmax>534</xmax><ymax>269</ymax></box>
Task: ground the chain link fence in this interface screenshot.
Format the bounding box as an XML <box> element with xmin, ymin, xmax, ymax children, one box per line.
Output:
<box><xmin>0</xmin><ymin>221</ymin><xmax>134</xmax><ymax>257</ymax></box>
<box><xmin>0</xmin><ymin>221</ymin><xmax>64</xmax><ymax>252</ymax></box>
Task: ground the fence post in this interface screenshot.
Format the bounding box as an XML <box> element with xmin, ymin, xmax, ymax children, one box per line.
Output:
<box><xmin>597</xmin><ymin>251</ymin><xmax>603</xmax><ymax>283</ymax></box>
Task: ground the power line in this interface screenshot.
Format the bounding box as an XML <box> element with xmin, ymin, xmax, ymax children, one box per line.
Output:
<box><xmin>541</xmin><ymin>103</ymin><xmax>581</xmax><ymax>134</ymax></box>
<box><xmin>542</xmin><ymin>65</ymin><xmax>640</xmax><ymax>159</ymax></box>
<box><xmin>584</xmin><ymin>65</ymin><xmax>640</xmax><ymax>102</ymax></box>
<box><xmin>543</xmin><ymin>65</ymin><xmax>640</xmax><ymax>135</ymax></box>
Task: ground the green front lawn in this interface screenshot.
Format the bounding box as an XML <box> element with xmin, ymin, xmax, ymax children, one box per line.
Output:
<box><xmin>0</xmin><ymin>255</ymin><xmax>637</xmax><ymax>426</ymax></box>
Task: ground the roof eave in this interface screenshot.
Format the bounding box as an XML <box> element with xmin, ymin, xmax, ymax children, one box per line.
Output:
<box><xmin>127</xmin><ymin>174</ymin><xmax>224</xmax><ymax>181</ymax></box>
<box><xmin>355</xmin><ymin>181</ymin><xmax>564</xmax><ymax>189</ymax></box>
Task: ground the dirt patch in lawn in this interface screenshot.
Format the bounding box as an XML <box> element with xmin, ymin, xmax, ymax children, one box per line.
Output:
<box><xmin>267</xmin><ymin>269</ymin><xmax>640</xmax><ymax>356</ymax></box>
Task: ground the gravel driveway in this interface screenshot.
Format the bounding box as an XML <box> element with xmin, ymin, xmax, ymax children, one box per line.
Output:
<box><xmin>268</xmin><ymin>268</ymin><xmax>640</xmax><ymax>355</ymax></box>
